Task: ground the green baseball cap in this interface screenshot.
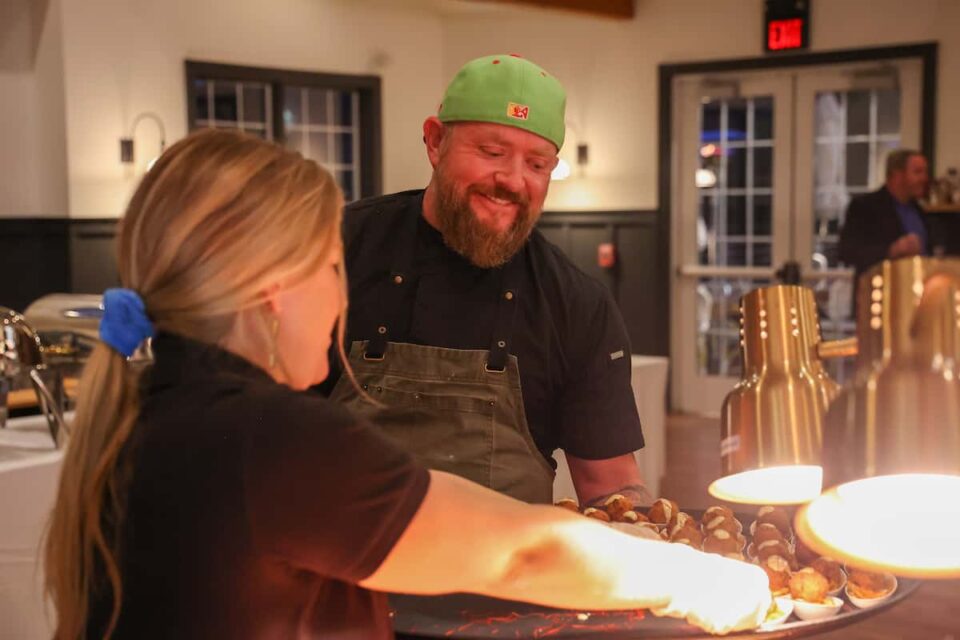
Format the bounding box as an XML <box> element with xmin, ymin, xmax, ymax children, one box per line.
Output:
<box><xmin>438</xmin><ymin>54</ymin><xmax>566</xmax><ymax>150</ymax></box>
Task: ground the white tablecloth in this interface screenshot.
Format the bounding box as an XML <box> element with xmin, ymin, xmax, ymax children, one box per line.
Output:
<box><xmin>0</xmin><ymin>415</ymin><xmax>63</xmax><ymax>639</ymax></box>
<box><xmin>552</xmin><ymin>355</ymin><xmax>669</xmax><ymax>503</ymax></box>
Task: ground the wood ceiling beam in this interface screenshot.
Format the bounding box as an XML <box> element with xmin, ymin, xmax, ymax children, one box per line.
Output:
<box><xmin>465</xmin><ymin>0</ymin><xmax>635</xmax><ymax>20</ymax></box>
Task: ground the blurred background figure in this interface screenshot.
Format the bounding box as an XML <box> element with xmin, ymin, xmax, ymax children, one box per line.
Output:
<box><xmin>839</xmin><ymin>149</ymin><xmax>932</xmax><ymax>303</ymax></box>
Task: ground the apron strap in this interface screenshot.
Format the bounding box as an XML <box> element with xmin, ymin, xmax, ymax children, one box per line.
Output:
<box><xmin>486</xmin><ymin>259</ymin><xmax>522</xmax><ymax>373</ymax></box>
<box><xmin>364</xmin><ymin>202</ymin><xmax>420</xmax><ymax>360</ymax></box>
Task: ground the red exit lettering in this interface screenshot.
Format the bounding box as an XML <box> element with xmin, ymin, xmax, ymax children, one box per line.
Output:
<box><xmin>767</xmin><ymin>18</ymin><xmax>804</xmax><ymax>51</ymax></box>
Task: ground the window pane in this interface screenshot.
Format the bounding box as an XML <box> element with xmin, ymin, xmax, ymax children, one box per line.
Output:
<box><xmin>727</xmin><ymin>102</ymin><xmax>747</xmax><ymax>142</ymax></box>
<box><xmin>815</xmin><ymin>141</ymin><xmax>844</xmax><ymax>190</ymax></box>
<box><xmin>243</xmin><ymin>86</ymin><xmax>266</xmax><ymax>122</ymax></box>
<box><xmin>721</xmin><ymin>241</ymin><xmax>747</xmax><ymax>266</ymax></box>
<box><xmin>815</xmin><ymin>92</ymin><xmax>843</xmax><ymax>138</ymax></box>
<box><xmin>727</xmin><ymin>148</ymin><xmax>746</xmax><ymax>189</ymax></box>
<box><xmin>699</xmin><ymin>194</ymin><xmax>716</xmax><ymax>234</ymax></box>
<box><xmin>702</xmin><ymin>102</ymin><xmax>721</xmax><ymax>141</ymax></box>
<box><xmin>846</xmin><ymin>90</ymin><xmax>871</xmax><ymax>137</ymax></box>
<box><xmin>753</xmin><ymin>195</ymin><xmax>772</xmax><ymax>236</ymax></box>
<box><xmin>727</xmin><ymin>195</ymin><xmax>746</xmax><ymax>235</ymax></box>
<box><xmin>213</xmin><ymin>81</ymin><xmax>238</xmax><ymax>122</ymax></box>
<box><xmin>697</xmin><ymin>277</ymin><xmax>770</xmax><ymax>376</ymax></box>
<box><xmin>193</xmin><ymin>80</ymin><xmax>209</xmax><ymax>121</ymax></box>
<box><xmin>308</xmin><ymin>88</ymin><xmax>329</xmax><ymax>124</ymax></box>
<box><xmin>753</xmin><ymin>242</ymin><xmax>772</xmax><ymax>267</ymax></box>
<box><xmin>334</xmin><ymin>92</ymin><xmax>354</xmax><ymax>126</ymax></box>
<box><xmin>876</xmin><ymin>89</ymin><xmax>900</xmax><ymax>135</ymax></box>
<box><xmin>754</xmin><ymin>97</ymin><xmax>773</xmax><ymax>140</ymax></box>
<box><xmin>283</xmin><ymin>86</ymin><xmax>302</xmax><ymax>125</ymax></box>
<box><xmin>308</xmin><ymin>132</ymin><xmax>329</xmax><ymax>162</ymax></box>
<box><xmin>334</xmin><ymin>133</ymin><xmax>353</xmax><ymax>164</ymax></box>
<box><xmin>753</xmin><ymin>147</ymin><xmax>772</xmax><ymax>188</ymax></box>
<box><xmin>846</xmin><ymin>142</ymin><xmax>870</xmax><ymax>187</ymax></box>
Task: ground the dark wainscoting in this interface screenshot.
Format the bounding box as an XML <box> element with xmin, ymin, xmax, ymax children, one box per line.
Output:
<box><xmin>0</xmin><ymin>213</ymin><xmax>669</xmax><ymax>357</ymax></box>
<box><xmin>538</xmin><ymin>210</ymin><xmax>667</xmax><ymax>357</ymax></box>
<box><xmin>0</xmin><ymin>218</ymin><xmax>119</xmax><ymax>312</ymax></box>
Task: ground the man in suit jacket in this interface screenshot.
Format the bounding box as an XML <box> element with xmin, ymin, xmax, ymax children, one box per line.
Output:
<box><xmin>839</xmin><ymin>149</ymin><xmax>932</xmax><ymax>305</ymax></box>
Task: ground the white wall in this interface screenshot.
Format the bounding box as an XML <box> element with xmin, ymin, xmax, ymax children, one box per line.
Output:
<box><xmin>0</xmin><ymin>0</ymin><xmax>68</xmax><ymax>217</ymax></box>
<box><xmin>58</xmin><ymin>0</ymin><xmax>444</xmax><ymax>217</ymax></box>
<box><xmin>2</xmin><ymin>0</ymin><xmax>958</xmax><ymax>217</ymax></box>
<box><xmin>440</xmin><ymin>0</ymin><xmax>960</xmax><ymax>211</ymax></box>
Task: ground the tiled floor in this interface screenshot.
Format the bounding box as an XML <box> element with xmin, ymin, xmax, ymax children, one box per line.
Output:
<box><xmin>659</xmin><ymin>413</ymin><xmax>960</xmax><ymax>640</ymax></box>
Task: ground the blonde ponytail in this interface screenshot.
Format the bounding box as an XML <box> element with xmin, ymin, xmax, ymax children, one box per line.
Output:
<box><xmin>45</xmin><ymin>345</ymin><xmax>140</xmax><ymax>638</ymax></box>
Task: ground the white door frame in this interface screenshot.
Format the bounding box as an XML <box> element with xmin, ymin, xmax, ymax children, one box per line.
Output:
<box><xmin>671</xmin><ymin>71</ymin><xmax>794</xmax><ymax>416</ymax></box>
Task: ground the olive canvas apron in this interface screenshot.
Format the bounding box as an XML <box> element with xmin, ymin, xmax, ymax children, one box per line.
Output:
<box><xmin>330</xmin><ymin>213</ymin><xmax>554</xmax><ymax>504</ymax></box>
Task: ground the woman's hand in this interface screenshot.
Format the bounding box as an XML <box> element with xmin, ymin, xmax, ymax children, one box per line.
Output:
<box><xmin>650</xmin><ymin>545</ymin><xmax>771</xmax><ymax>634</ymax></box>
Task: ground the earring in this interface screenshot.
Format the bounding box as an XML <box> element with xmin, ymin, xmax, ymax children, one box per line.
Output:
<box><xmin>268</xmin><ymin>315</ymin><xmax>279</xmax><ymax>369</ymax></box>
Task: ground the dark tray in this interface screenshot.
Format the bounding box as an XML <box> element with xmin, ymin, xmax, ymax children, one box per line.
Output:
<box><xmin>390</xmin><ymin>508</ymin><xmax>918</xmax><ymax>639</ymax></box>
<box><xmin>390</xmin><ymin>580</ymin><xmax>916</xmax><ymax>639</ymax></box>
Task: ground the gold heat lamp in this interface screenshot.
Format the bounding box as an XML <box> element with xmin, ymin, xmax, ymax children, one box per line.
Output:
<box><xmin>709</xmin><ymin>284</ymin><xmax>852</xmax><ymax>505</ymax></box>
<box><xmin>796</xmin><ymin>257</ymin><xmax>960</xmax><ymax>579</ymax></box>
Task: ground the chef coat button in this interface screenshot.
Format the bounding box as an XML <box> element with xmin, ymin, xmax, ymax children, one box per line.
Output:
<box><xmin>376</xmin><ymin>386</ymin><xmax>383</xmax><ymax>393</ymax></box>
<box><xmin>497</xmin><ymin>340</ymin><xmax>506</xmax><ymax>348</ymax></box>
<box><xmin>393</xmin><ymin>274</ymin><xmax>404</xmax><ymax>285</ymax></box>
<box><xmin>489</xmin><ymin>400</ymin><xmax>495</xmax><ymax>407</ymax></box>
<box><xmin>414</xmin><ymin>393</ymin><xmax>421</xmax><ymax>400</ymax></box>
<box><xmin>377</xmin><ymin>325</ymin><xmax>387</xmax><ymax>334</ymax></box>
<box><xmin>504</xmin><ymin>291</ymin><xmax>514</xmax><ymax>301</ymax></box>
<box><xmin>362</xmin><ymin>384</ymin><xmax>368</xmax><ymax>390</ymax></box>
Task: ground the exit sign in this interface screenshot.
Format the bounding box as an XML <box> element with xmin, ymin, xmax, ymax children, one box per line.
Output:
<box><xmin>765</xmin><ymin>0</ymin><xmax>810</xmax><ymax>52</ymax></box>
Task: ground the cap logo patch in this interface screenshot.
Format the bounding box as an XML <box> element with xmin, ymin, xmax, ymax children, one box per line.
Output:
<box><xmin>507</xmin><ymin>102</ymin><xmax>529</xmax><ymax>120</ymax></box>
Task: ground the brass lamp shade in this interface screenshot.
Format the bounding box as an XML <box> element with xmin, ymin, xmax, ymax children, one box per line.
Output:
<box><xmin>709</xmin><ymin>285</ymin><xmax>841</xmax><ymax>504</ymax></box>
<box><xmin>797</xmin><ymin>257</ymin><xmax>960</xmax><ymax>578</ymax></box>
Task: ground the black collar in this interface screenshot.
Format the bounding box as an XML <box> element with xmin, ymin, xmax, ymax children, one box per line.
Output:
<box><xmin>147</xmin><ymin>331</ymin><xmax>273</xmax><ymax>390</ymax></box>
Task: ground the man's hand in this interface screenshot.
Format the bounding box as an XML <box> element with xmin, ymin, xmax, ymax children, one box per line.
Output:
<box><xmin>888</xmin><ymin>233</ymin><xmax>922</xmax><ymax>259</ymax></box>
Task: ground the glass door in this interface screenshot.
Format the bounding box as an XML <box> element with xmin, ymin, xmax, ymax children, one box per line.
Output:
<box><xmin>671</xmin><ymin>59</ymin><xmax>923</xmax><ymax>415</ymax></box>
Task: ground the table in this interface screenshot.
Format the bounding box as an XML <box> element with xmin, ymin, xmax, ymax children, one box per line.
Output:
<box><xmin>392</xmin><ymin>581</ymin><xmax>917</xmax><ymax>639</ymax></box>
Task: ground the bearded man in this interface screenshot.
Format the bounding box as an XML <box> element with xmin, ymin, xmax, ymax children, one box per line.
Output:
<box><xmin>324</xmin><ymin>54</ymin><xmax>651</xmax><ymax>508</ymax></box>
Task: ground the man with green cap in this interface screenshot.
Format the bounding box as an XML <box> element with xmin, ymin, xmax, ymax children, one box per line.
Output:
<box><xmin>325</xmin><ymin>54</ymin><xmax>650</xmax><ymax>508</ymax></box>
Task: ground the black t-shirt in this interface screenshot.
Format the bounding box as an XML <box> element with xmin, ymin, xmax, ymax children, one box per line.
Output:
<box><xmin>89</xmin><ymin>332</ymin><xmax>429</xmax><ymax>639</ymax></box>
<box><xmin>326</xmin><ymin>189</ymin><xmax>644</xmax><ymax>463</ymax></box>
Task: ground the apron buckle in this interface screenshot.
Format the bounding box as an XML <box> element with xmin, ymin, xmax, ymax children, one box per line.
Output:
<box><xmin>363</xmin><ymin>352</ymin><xmax>385</xmax><ymax>362</ymax></box>
<box><xmin>484</xmin><ymin>362</ymin><xmax>506</xmax><ymax>374</ymax></box>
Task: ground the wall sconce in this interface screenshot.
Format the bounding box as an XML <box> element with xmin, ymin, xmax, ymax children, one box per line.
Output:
<box><xmin>551</xmin><ymin>143</ymin><xmax>589</xmax><ymax>182</ymax></box>
<box><xmin>120</xmin><ymin>112</ymin><xmax>167</xmax><ymax>168</ymax></box>
<box><xmin>709</xmin><ymin>284</ymin><xmax>853</xmax><ymax>504</ymax></box>
<box><xmin>796</xmin><ymin>257</ymin><xmax>960</xmax><ymax>578</ymax></box>
<box><xmin>551</xmin><ymin>158</ymin><xmax>572</xmax><ymax>181</ymax></box>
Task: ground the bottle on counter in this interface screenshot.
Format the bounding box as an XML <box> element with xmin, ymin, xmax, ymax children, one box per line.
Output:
<box><xmin>946</xmin><ymin>168</ymin><xmax>960</xmax><ymax>205</ymax></box>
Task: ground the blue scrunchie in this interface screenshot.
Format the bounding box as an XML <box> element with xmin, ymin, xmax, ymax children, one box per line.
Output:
<box><xmin>99</xmin><ymin>288</ymin><xmax>155</xmax><ymax>357</ymax></box>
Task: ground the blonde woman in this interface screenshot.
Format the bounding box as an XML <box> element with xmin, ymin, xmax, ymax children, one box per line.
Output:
<box><xmin>44</xmin><ymin>129</ymin><xmax>770</xmax><ymax>639</ymax></box>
